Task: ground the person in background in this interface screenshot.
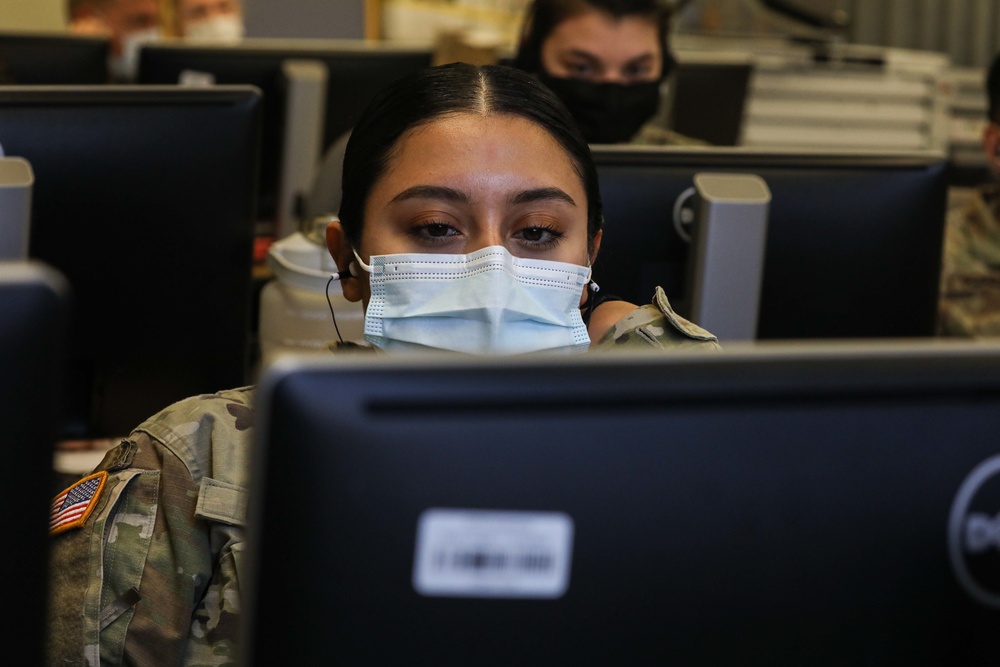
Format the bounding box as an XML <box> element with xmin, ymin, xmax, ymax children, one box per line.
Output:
<box><xmin>512</xmin><ymin>0</ymin><xmax>703</xmax><ymax>145</ymax></box>
<box><xmin>68</xmin><ymin>0</ymin><xmax>164</xmax><ymax>81</ymax></box>
<box><xmin>174</xmin><ymin>0</ymin><xmax>245</xmax><ymax>43</ymax></box>
<box><xmin>46</xmin><ymin>62</ymin><xmax>716</xmax><ymax>666</ymax></box>
<box><xmin>938</xmin><ymin>52</ymin><xmax>1000</xmax><ymax>336</ymax></box>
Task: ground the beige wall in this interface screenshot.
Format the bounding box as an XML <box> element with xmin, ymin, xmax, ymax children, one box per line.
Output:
<box><xmin>0</xmin><ymin>0</ymin><xmax>67</xmax><ymax>32</ymax></box>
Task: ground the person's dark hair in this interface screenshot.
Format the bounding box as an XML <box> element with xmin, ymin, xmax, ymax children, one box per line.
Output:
<box><xmin>339</xmin><ymin>62</ymin><xmax>603</xmax><ymax>249</ymax></box>
<box><xmin>512</xmin><ymin>0</ymin><xmax>675</xmax><ymax>75</ymax></box>
<box><xmin>988</xmin><ymin>52</ymin><xmax>1000</xmax><ymax>125</ymax></box>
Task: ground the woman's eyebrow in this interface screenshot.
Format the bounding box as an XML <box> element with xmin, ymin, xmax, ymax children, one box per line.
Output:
<box><xmin>510</xmin><ymin>187</ymin><xmax>577</xmax><ymax>207</ymax></box>
<box><xmin>565</xmin><ymin>49</ymin><xmax>602</xmax><ymax>66</ymax></box>
<box><xmin>389</xmin><ymin>185</ymin><xmax>470</xmax><ymax>204</ymax></box>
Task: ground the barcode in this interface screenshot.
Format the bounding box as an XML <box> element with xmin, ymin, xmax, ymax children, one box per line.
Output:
<box><xmin>435</xmin><ymin>549</ymin><xmax>555</xmax><ymax>574</ymax></box>
<box><xmin>414</xmin><ymin>508</ymin><xmax>573</xmax><ymax>598</ymax></box>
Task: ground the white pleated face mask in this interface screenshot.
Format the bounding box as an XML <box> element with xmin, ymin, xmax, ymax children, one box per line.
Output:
<box><xmin>354</xmin><ymin>246</ymin><xmax>592</xmax><ymax>355</ymax></box>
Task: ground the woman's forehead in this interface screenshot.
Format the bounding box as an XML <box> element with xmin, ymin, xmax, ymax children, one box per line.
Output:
<box><xmin>546</xmin><ymin>11</ymin><xmax>660</xmax><ymax>59</ymax></box>
<box><xmin>380</xmin><ymin>113</ymin><xmax>586</xmax><ymax>196</ymax></box>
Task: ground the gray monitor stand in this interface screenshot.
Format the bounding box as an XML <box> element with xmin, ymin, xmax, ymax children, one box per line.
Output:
<box><xmin>685</xmin><ymin>172</ymin><xmax>770</xmax><ymax>341</ymax></box>
<box><xmin>276</xmin><ymin>58</ymin><xmax>328</xmax><ymax>241</ymax></box>
<box><xmin>0</xmin><ymin>156</ymin><xmax>33</xmax><ymax>260</ymax></box>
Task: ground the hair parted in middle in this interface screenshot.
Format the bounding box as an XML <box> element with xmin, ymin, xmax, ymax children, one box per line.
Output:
<box><xmin>339</xmin><ymin>62</ymin><xmax>604</xmax><ymax>250</ymax></box>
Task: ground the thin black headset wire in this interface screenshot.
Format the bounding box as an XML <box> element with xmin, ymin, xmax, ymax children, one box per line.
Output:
<box><xmin>325</xmin><ymin>274</ymin><xmax>345</xmax><ymax>344</ymax></box>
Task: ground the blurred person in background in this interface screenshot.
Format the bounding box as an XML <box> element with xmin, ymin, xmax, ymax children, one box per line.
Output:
<box><xmin>939</xmin><ymin>52</ymin><xmax>1000</xmax><ymax>336</ymax></box>
<box><xmin>174</xmin><ymin>0</ymin><xmax>245</xmax><ymax>43</ymax></box>
<box><xmin>68</xmin><ymin>0</ymin><xmax>164</xmax><ymax>81</ymax></box>
<box><xmin>512</xmin><ymin>0</ymin><xmax>703</xmax><ymax>145</ymax></box>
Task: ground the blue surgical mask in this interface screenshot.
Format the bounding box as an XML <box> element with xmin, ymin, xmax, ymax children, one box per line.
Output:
<box><xmin>353</xmin><ymin>245</ymin><xmax>592</xmax><ymax>355</ymax></box>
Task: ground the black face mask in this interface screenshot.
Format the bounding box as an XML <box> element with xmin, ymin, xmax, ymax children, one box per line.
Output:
<box><xmin>537</xmin><ymin>72</ymin><xmax>662</xmax><ymax>144</ymax></box>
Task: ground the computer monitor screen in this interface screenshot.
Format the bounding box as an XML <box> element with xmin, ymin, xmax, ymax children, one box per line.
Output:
<box><xmin>668</xmin><ymin>59</ymin><xmax>752</xmax><ymax>146</ymax></box>
<box><xmin>589</xmin><ymin>146</ymin><xmax>949</xmax><ymax>339</ymax></box>
<box><xmin>138</xmin><ymin>39</ymin><xmax>433</xmax><ymax>224</ymax></box>
<box><xmin>244</xmin><ymin>343</ymin><xmax>1000</xmax><ymax>665</ymax></box>
<box><xmin>0</xmin><ymin>86</ymin><xmax>261</xmax><ymax>438</ymax></box>
<box><xmin>0</xmin><ymin>261</ymin><xmax>68</xmax><ymax>664</ymax></box>
<box><xmin>0</xmin><ymin>31</ymin><xmax>108</xmax><ymax>84</ymax></box>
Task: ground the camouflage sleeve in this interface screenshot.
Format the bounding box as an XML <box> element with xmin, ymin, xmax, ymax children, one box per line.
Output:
<box><xmin>938</xmin><ymin>186</ymin><xmax>1000</xmax><ymax>336</ymax></box>
<box><xmin>594</xmin><ymin>286</ymin><xmax>720</xmax><ymax>350</ymax></box>
<box><xmin>47</xmin><ymin>391</ymin><xmax>251</xmax><ymax>666</ymax></box>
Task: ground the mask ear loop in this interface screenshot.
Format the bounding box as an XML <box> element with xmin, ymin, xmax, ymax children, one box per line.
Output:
<box><xmin>581</xmin><ymin>260</ymin><xmax>600</xmax><ymax>325</ymax></box>
<box><xmin>325</xmin><ymin>250</ymin><xmax>366</xmax><ymax>346</ymax></box>
<box><xmin>325</xmin><ymin>273</ymin><xmax>349</xmax><ymax>345</ymax></box>
<box><xmin>584</xmin><ymin>257</ymin><xmax>600</xmax><ymax>292</ymax></box>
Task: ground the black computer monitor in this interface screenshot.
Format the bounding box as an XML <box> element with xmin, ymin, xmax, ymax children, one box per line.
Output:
<box><xmin>244</xmin><ymin>343</ymin><xmax>1000</xmax><ymax>665</ymax></box>
<box><xmin>137</xmin><ymin>39</ymin><xmax>433</xmax><ymax>224</ymax></box>
<box><xmin>0</xmin><ymin>85</ymin><xmax>262</xmax><ymax>438</ymax></box>
<box><xmin>589</xmin><ymin>145</ymin><xmax>949</xmax><ymax>339</ymax></box>
<box><xmin>0</xmin><ymin>261</ymin><xmax>68</xmax><ymax>664</ymax></box>
<box><xmin>0</xmin><ymin>31</ymin><xmax>109</xmax><ymax>84</ymax></box>
<box><xmin>668</xmin><ymin>58</ymin><xmax>752</xmax><ymax>146</ymax></box>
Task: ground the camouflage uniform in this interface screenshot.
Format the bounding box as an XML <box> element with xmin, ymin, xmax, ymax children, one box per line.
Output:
<box><xmin>592</xmin><ymin>286</ymin><xmax>719</xmax><ymax>349</ymax></box>
<box><xmin>47</xmin><ymin>388</ymin><xmax>253</xmax><ymax>666</ymax></box>
<box><xmin>46</xmin><ymin>291</ymin><xmax>715</xmax><ymax>665</ymax></box>
<box><xmin>938</xmin><ymin>184</ymin><xmax>1000</xmax><ymax>336</ymax></box>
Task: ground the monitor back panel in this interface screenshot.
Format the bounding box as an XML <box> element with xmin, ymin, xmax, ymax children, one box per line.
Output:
<box><xmin>591</xmin><ymin>147</ymin><xmax>948</xmax><ymax>339</ymax></box>
<box><xmin>0</xmin><ymin>262</ymin><xmax>68</xmax><ymax>663</ymax></box>
<box><xmin>0</xmin><ymin>86</ymin><xmax>261</xmax><ymax>437</ymax></box>
<box><xmin>245</xmin><ymin>345</ymin><xmax>1000</xmax><ymax>666</ymax></box>
<box><xmin>139</xmin><ymin>41</ymin><xmax>433</xmax><ymax>222</ymax></box>
<box><xmin>0</xmin><ymin>32</ymin><xmax>109</xmax><ymax>84</ymax></box>
<box><xmin>669</xmin><ymin>60</ymin><xmax>752</xmax><ymax>146</ymax></box>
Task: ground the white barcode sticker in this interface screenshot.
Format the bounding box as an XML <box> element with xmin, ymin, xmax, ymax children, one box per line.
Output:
<box><xmin>412</xmin><ymin>508</ymin><xmax>574</xmax><ymax>599</ymax></box>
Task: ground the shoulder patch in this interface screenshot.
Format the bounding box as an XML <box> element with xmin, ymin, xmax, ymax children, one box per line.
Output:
<box><xmin>652</xmin><ymin>287</ymin><xmax>718</xmax><ymax>342</ymax></box>
<box><xmin>50</xmin><ymin>470</ymin><xmax>108</xmax><ymax>536</ymax></box>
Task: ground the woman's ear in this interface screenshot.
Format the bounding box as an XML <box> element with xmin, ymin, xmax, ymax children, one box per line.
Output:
<box><xmin>589</xmin><ymin>229</ymin><xmax>603</xmax><ymax>266</ymax></box>
<box><xmin>326</xmin><ymin>218</ymin><xmax>363</xmax><ymax>303</ymax></box>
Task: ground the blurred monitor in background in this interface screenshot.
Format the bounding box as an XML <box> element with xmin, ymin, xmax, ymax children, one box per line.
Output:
<box><xmin>139</xmin><ymin>40</ymin><xmax>433</xmax><ymax>231</ymax></box>
<box><xmin>591</xmin><ymin>145</ymin><xmax>948</xmax><ymax>340</ymax></box>
<box><xmin>0</xmin><ymin>85</ymin><xmax>261</xmax><ymax>439</ymax></box>
<box><xmin>0</xmin><ymin>31</ymin><xmax>109</xmax><ymax>84</ymax></box>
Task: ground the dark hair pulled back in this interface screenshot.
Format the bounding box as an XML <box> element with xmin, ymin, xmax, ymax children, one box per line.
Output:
<box><xmin>512</xmin><ymin>0</ymin><xmax>675</xmax><ymax>75</ymax></box>
<box><xmin>339</xmin><ymin>62</ymin><xmax>603</xmax><ymax>249</ymax></box>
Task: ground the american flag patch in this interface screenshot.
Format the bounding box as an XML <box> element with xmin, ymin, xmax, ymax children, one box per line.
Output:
<box><xmin>50</xmin><ymin>471</ymin><xmax>108</xmax><ymax>536</ymax></box>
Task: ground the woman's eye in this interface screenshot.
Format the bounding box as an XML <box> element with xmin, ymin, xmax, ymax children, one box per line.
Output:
<box><xmin>623</xmin><ymin>62</ymin><xmax>655</xmax><ymax>83</ymax></box>
<box><xmin>408</xmin><ymin>220</ymin><xmax>460</xmax><ymax>244</ymax></box>
<box><xmin>515</xmin><ymin>226</ymin><xmax>563</xmax><ymax>248</ymax></box>
<box><xmin>521</xmin><ymin>227</ymin><xmax>547</xmax><ymax>242</ymax></box>
<box><xmin>566</xmin><ymin>62</ymin><xmax>596</xmax><ymax>78</ymax></box>
<box><xmin>424</xmin><ymin>223</ymin><xmax>452</xmax><ymax>237</ymax></box>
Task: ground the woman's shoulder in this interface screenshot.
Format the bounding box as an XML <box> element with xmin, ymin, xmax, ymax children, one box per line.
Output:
<box><xmin>130</xmin><ymin>386</ymin><xmax>257</xmax><ymax>482</ymax></box>
<box><xmin>593</xmin><ymin>287</ymin><xmax>719</xmax><ymax>350</ymax></box>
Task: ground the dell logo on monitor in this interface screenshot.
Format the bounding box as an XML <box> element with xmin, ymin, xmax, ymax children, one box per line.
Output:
<box><xmin>949</xmin><ymin>454</ymin><xmax>1000</xmax><ymax>608</ymax></box>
